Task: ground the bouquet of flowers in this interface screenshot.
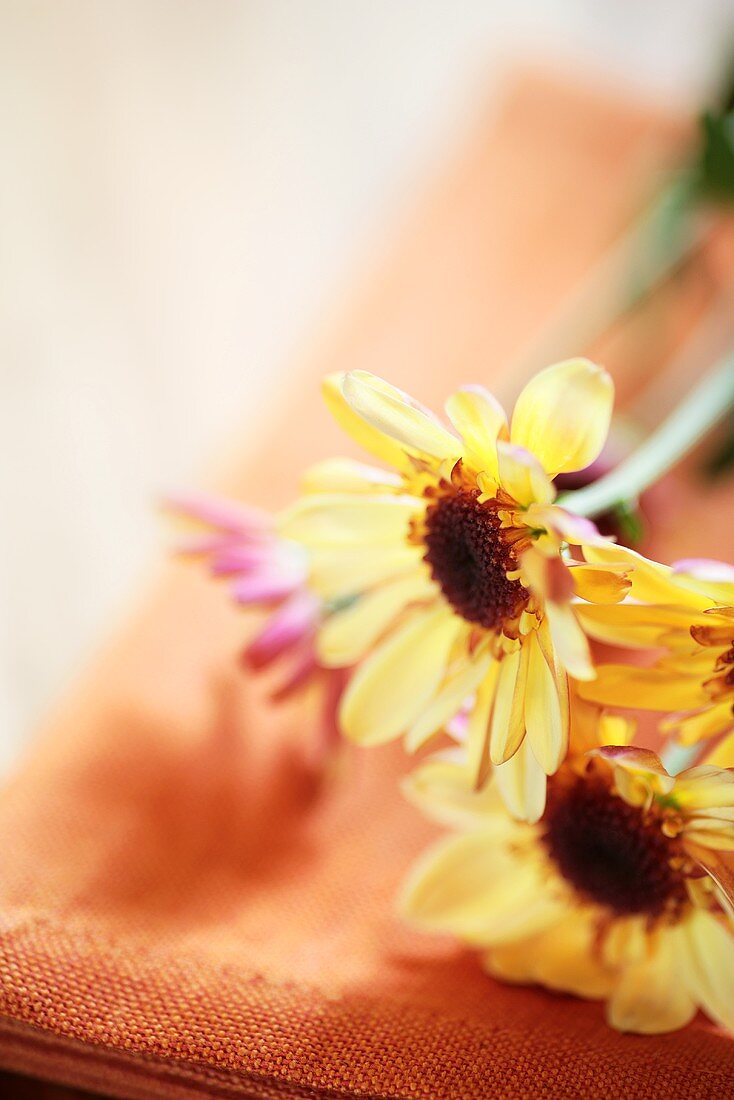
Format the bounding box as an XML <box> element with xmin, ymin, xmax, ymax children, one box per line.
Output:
<box><xmin>170</xmin><ymin>353</ymin><xmax>734</xmax><ymax>1036</ymax></box>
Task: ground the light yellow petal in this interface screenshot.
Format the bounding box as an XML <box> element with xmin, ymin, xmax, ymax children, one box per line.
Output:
<box><xmin>496</xmin><ymin>440</ymin><xmax>555</xmax><ymax>506</ymax></box>
<box><xmin>343</xmin><ymin>370</ymin><xmax>460</xmax><ymax>462</ymax></box>
<box><xmin>301</xmin><ymin>457</ymin><xmax>402</xmax><ymax>494</ymax></box>
<box><xmin>525</xmin><ymin>630</ymin><xmax>566</xmax><ymax>774</ymax></box>
<box><xmin>323</xmin><ymin>373</ymin><xmax>410</xmax><ymax>471</ymax></box>
<box><xmin>279</xmin><ymin>493</ymin><xmax>418</xmax><ymax>547</ymax></box>
<box><xmin>607</xmin><ymin>934</ymin><xmax>696</xmax><ymax>1034</ymax></box>
<box><xmin>406</xmin><ymin>649</ymin><xmax>493</xmax><ymax>752</ymax></box>
<box><xmin>466</xmin><ymin>661</ymin><xmax>500</xmax><ymax>788</ymax></box>
<box><xmin>339</xmin><ymin>604</ymin><xmax>461</xmax><ymax>746</ymax></box>
<box><xmin>445</xmin><ymin>385</ymin><xmax>508</xmax><ymax>479</ymax></box>
<box><xmin>510</xmin><ymin>358</ymin><xmax>613</xmax><ymax>475</ymax></box>
<box><xmin>488</xmin><ymin>913</ymin><xmax>615</xmax><ymax>999</ymax></box>
<box><xmin>676</xmin><ymin>909</ymin><xmax>734</xmax><ymax>1031</ymax></box>
<box><xmin>576</xmin><ymin>602</ymin><xmax>708</xmax><ymax>650</ymax></box>
<box><xmin>493</xmin><ymin>736</ymin><xmax>547</xmax><ymax>823</ymax></box>
<box><xmin>489</xmin><ymin>647</ymin><xmax>528</xmax><ymax>765</ymax></box>
<box><xmin>307</xmin><ymin>544</ymin><xmax>423</xmax><ymax>600</ymax></box>
<box><xmin>545</xmin><ymin>600</ymin><xmax>594</xmax><ymax>681</ymax></box>
<box><xmin>402</xmin><ymin>751</ymin><xmax>508</xmax><ymax>830</ymax></box>
<box><xmin>317</xmin><ymin>571</ymin><xmax>436</xmax><ymax>667</ymax></box>
<box><xmin>674</xmin><ymin>765</ymin><xmax>734</xmax><ymax>811</ymax></box>
<box><xmin>579</xmin><ymin>665</ymin><xmax>708</xmax><ymax>711</ymax></box>
<box><xmin>570</xmin><ymin>563</ymin><xmax>632</xmax><ymax>605</ymax></box>
<box><xmin>399</xmin><ymin>830</ymin><xmax>543</xmax><ymax>944</ymax></box>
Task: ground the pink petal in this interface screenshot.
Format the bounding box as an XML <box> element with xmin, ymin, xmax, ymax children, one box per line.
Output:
<box><xmin>164</xmin><ymin>490</ymin><xmax>271</xmax><ymax>536</ymax></box>
<box><xmin>244</xmin><ymin>590</ymin><xmax>320</xmax><ymax>668</ymax></box>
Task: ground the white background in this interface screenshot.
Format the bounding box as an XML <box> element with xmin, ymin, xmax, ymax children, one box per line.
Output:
<box><xmin>3</xmin><ymin>1</ymin><xmax>734</xmax><ymax>770</ymax></box>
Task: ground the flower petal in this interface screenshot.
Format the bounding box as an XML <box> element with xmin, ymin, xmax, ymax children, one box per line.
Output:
<box><xmin>675</xmin><ymin>909</ymin><xmax>734</xmax><ymax>1031</ymax></box>
<box><xmin>493</xmin><ymin>736</ymin><xmax>547</xmax><ymax>823</ymax></box>
<box><xmin>279</xmin><ymin>493</ymin><xmax>418</xmax><ymax>548</ymax></box>
<box><xmin>579</xmin><ymin>665</ymin><xmax>709</xmax><ymax>711</ymax></box>
<box><xmin>339</xmin><ymin>605</ymin><xmax>461</xmax><ymax>745</ymax></box>
<box><xmin>489</xmin><ymin>647</ymin><xmax>529</xmax><ymax>765</ymax></box>
<box><xmin>545</xmin><ymin>600</ymin><xmax>594</xmax><ymax>681</ymax></box>
<box><xmin>466</xmin><ymin>661</ymin><xmax>500</xmax><ymax>788</ymax></box>
<box><xmin>302</xmin><ymin>457</ymin><xmax>402</xmax><ymax>494</ymax></box>
<box><xmin>488</xmin><ymin>914</ymin><xmax>614</xmax><ymax>999</ymax></box>
<box><xmin>445</xmin><ymin>385</ymin><xmax>508</xmax><ymax>479</ymax></box>
<box><xmin>402</xmin><ymin>751</ymin><xmax>507</xmax><ymax>830</ymax></box>
<box><xmin>570</xmin><ymin>563</ymin><xmax>632</xmax><ymax>604</ymax></box>
<box><xmin>525</xmin><ymin>630</ymin><xmax>566</xmax><ymax>774</ymax></box>
<box><xmin>307</xmin><ymin>545</ymin><xmax>424</xmax><ymax>600</ymax></box>
<box><xmin>510</xmin><ymin>358</ymin><xmax>613</xmax><ymax>475</ymax></box>
<box><xmin>317</xmin><ymin>571</ymin><xmax>435</xmax><ymax>667</ymax></box>
<box><xmin>607</xmin><ymin>935</ymin><xmax>696</xmax><ymax>1034</ymax></box>
<box><xmin>496</xmin><ymin>441</ymin><xmax>555</xmax><ymax>506</ymax></box>
<box><xmin>342</xmin><ymin>371</ymin><xmax>460</xmax><ymax>462</ymax></box>
<box><xmin>406</xmin><ymin>648</ymin><xmax>493</xmax><ymax>752</ymax></box>
<box><xmin>576</xmin><ymin>602</ymin><xmax>709</xmax><ymax>650</ymax></box>
<box><xmin>400</xmin><ymin>831</ymin><xmax>551</xmax><ymax>945</ymax></box>
<box><xmin>322</xmin><ymin>373</ymin><xmax>411</xmax><ymax>471</ymax></box>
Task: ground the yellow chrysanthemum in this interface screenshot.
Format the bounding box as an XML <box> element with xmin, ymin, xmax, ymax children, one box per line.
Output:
<box><xmin>400</xmin><ymin>702</ymin><xmax>734</xmax><ymax>1035</ymax></box>
<box><xmin>578</xmin><ymin>556</ymin><xmax>734</xmax><ymax>763</ymax></box>
<box><xmin>280</xmin><ymin>360</ymin><xmax>625</xmax><ymax>821</ymax></box>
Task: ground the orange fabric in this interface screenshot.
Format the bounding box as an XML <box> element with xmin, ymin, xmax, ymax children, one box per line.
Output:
<box><xmin>2</xmin><ymin>72</ymin><xmax>734</xmax><ymax>1099</ymax></box>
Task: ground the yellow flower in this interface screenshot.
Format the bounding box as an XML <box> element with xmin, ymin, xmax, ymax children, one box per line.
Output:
<box><xmin>578</xmin><ymin>555</ymin><xmax>734</xmax><ymax>762</ymax></box>
<box><xmin>281</xmin><ymin>360</ymin><xmax>624</xmax><ymax>821</ymax></box>
<box><xmin>400</xmin><ymin>703</ymin><xmax>734</xmax><ymax>1035</ymax></box>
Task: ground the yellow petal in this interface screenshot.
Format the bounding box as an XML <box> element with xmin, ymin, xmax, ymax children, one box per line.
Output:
<box><xmin>339</xmin><ymin>605</ymin><xmax>461</xmax><ymax>745</ymax></box>
<box><xmin>445</xmin><ymin>385</ymin><xmax>508</xmax><ymax>479</ymax></box>
<box><xmin>466</xmin><ymin>660</ymin><xmax>500</xmax><ymax>788</ymax></box>
<box><xmin>579</xmin><ymin>665</ymin><xmax>708</xmax><ymax>711</ymax></box>
<box><xmin>489</xmin><ymin>914</ymin><xmax>614</xmax><ymax>999</ymax></box>
<box><xmin>406</xmin><ymin>648</ymin><xmax>493</xmax><ymax>752</ymax></box>
<box><xmin>302</xmin><ymin>457</ymin><xmax>402</xmax><ymax>494</ymax></box>
<box><xmin>317</xmin><ymin>570</ymin><xmax>435</xmax><ymax>667</ymax></box>
<box><xmin>343</xmin><ymin>370</ymin><xmax>460</xmax><ymax>462</ymax></box>
<box><xmin>570</xmin><ymin>563</ymin><xmax>631</xmax><ymax>604</ymax></box>
<box><xmin>489</xmin><ymin>647</ymin><xmax>529</xmax><ymax>765</ymax></box>
<box><xmin>676</xmin><ymin>909</ymin><xmax>734</xmax><ymax>1031</ymax></box>
<box><xmin>524</xmin><ymin>630</ymin><xmax>566</xmax><ymax>774</ymax></box>
<box><xmin>496</xmin><ymin>441</ymin><xmax>555</xmax><ymax>506</ymax></box>
<box><xmin>607</xmin><ymin>935</ymin><xmax>696</xmax><ymax>1034</ymax></box>
<box><xmin>576</xmin><ymin>602</ymin><xmax>708</xmax><ymax>650</ymax></box>
<box><xmin>510</xmin><ymin>358</ymin><xmax>613</xmax><ymax>475</ymax></box>
<box><xmin>399</xmin><ymin>830</ymin><xmax>542</xmax><ymax>944</ymax></box>
<box><xmin>322</xmin><ymin>373</ymin><xmax>410</xmax><ymax>471</ymax></box>
<box><xmin>674</xmin><ymin>765</ymin><xmax>734</xmax><ymax>811</ymax></box>
<box><xmin>545</xmin><ymin>600</ymin><xmax>594</xmax><ymax>681</ymax></box>
<box><xmin>402</xmin><ymin>751</ymin><xmax>508</xmax><ymax>829</ymax></box>
<box><xmin>493</xmin><ymin>737</ymin><xmax>547</xmax><ymax>823</ymax></box>
<box><xmin>583</xmin><ymin>543</ymin><xmax>713</xmax><ymax>609</ymax></box>
<box><xmin>279</xmin><ymin>492</ymin><xmax>418</xmax><ymax>547</ymax></box>
<box><xmin>703</xmin><ymin>727</ymin><xmax>734</xmax><ymax>767</ymax></box>
<box><xmin>307</xmin><ymin>544</ymin><xmax>423</xmax><ymax>600</ymax></box>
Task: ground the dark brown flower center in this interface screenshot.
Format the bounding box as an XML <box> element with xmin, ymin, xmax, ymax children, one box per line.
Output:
<box><xmin>542</xmin><ymin>774</ymin><xmax>688</xmax><ymax>918</ymax></box>
<box><xmin>422</xmin><ymin>489</ymin><xmax>529</xmax><ymax>631</ymax></box>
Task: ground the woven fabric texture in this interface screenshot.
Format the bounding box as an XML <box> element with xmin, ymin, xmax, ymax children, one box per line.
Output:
<box><xmin>1</xmin><ymin>73</ymin><xmax>734</xmax><ymax>1098</ymax></box>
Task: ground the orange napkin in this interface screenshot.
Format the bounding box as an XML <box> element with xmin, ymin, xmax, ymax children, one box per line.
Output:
<box><xmin>2</xmin><ymin>72</ymin><xmax>734</xmax><ymax>1099</ymax></box>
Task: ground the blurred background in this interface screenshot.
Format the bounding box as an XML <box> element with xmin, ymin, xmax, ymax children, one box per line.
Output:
<box><xmin>3</xmin><ymin>0</ymin><xmax>734</xmax><ymax>773</ymax></box>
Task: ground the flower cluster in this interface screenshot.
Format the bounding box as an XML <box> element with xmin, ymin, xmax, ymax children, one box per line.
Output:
<box><xmin>174</xmin><ymin>360</ymin><xmax>734</xmax><ymax>1034</ymax></box>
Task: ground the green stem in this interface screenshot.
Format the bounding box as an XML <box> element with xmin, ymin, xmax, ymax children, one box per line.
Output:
<box><xmin>559</xmin><ymin>352</ymin><xmax>734</xmax><ymax>518</ymax></box>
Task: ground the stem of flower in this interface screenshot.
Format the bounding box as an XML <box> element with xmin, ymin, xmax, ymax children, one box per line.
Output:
<box><xmin>559</xmin><ymin>352</ymin><xmax>734</xmax><ymax>518</ymax></box>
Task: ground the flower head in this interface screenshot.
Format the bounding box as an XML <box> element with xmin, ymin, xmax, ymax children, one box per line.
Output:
<box><xmin>401</xmin><ymin>703</ymin><xmax>734</xmax><ymax>1034</ymax></box>
<box><xmin>281</xmin><ymin>361</ymin><xmax>626</xmax><ymax>820</ymax></box>
<box><xmin>166</xmin><ymin>491</ymin><xmax>346</xmax><ymax>761</ymax></box>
